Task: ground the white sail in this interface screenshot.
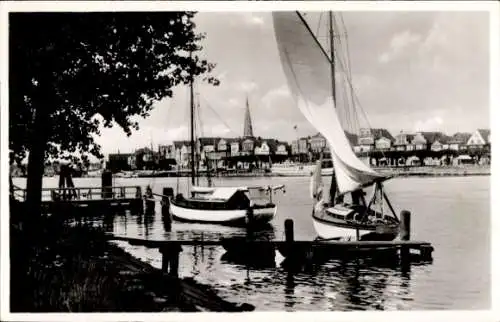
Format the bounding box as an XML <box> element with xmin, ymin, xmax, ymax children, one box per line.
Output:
<box><xmin>272</xmin><ymin>12</ymin><xmax>387</xmax><ymax>195</ymax></box>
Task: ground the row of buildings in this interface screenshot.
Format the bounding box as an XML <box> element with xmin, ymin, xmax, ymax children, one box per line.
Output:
<box><xmin>301</xmin><ymin>128</ymin><xmax>490</xmax><ymax>155</ymax></box>
<box><xmin>106</xmin><ymin>94</ymin><xmax>490</xmax><ymax>171</ymax></box>
<box><xmin>107</xmin><ymin>108</ymin><xmax>490</xmax><ymax>171</ymax></box>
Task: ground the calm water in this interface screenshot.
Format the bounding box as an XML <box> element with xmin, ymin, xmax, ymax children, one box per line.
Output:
<box><xmin>13</xmin><ymin>175</ymin><xmax>490</xmax><ymax>311</ymax></box>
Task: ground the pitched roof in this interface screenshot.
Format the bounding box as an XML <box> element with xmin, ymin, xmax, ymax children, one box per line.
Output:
<box><xmin>198</xmin><ymin>137</ymin><xmax>221</xmax><ymax>146</ymax></box>
<box><xmin>449</xmin><ymin>132</ymin><xmax>472</xmax><ymax>144</ymax></box>
<box><xmin>477</xmin><ymin>129</ymin><xmax>491</xmax><ymax>143</ymax></box>
<box><xmin>344</xmin><ymin>131</ymin><xmax>358</xmax><ymax>147</ymax></box>
<box><xmin>371</xmin><ymin>128</ymin><xmax>395</xmax><ymax>141</ymax></box>
<box><xmin>394</xmin><ymin>132</ymin><xmax>416</xmax><ymax>145</ymax></box>
<box><xmin>173</xmin><ymin>140</ymin><xmax>191</xmax><ymax>148</ymax></box>
<box><xmin>418</xmin><ymin>131</ymin><xmax>451</xmax><ymax>144</ymax></box>
<box><xmin>134</xmin><ymin>147</ymin><xmax>158</xmax><ymax>155</ymax></box>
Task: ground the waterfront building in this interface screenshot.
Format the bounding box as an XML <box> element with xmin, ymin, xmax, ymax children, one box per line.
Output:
<box><xmin>449</xmin><ymin>133</ymin><xmax>472</xmax><ymax>151</ymax></box>
<box><xmin>411</xmin><ymin>132</ymin><xmax>427</xmax><ymax>151</ymax></box>
<box><xmin>108</xmin><ymin>153</ymin><xmax>134</xmax><ymax>172</ymax></box>
<box><xmin>394</xmin><ymin>131</ymin><xmax>415</xmax><ymax>151</ymax></box>
<box><xmin>467</xmin><ymin>129</ymin><xmax>490</xmax><ymax>148</ymax></box>
<box><xmin>357</xmin><ymin>128</ymin><xmax>394</xmax><ymax>152</ymax></box>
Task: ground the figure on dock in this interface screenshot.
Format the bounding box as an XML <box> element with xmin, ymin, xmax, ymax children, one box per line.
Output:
<box><xmin>145</xmin><ymin>185</ymin><xmax>153</xmax><ymax>199</ymax></box>
<box><xmin>58</xmin><ymin>163</ymin><xmax>77</xmax><ymax>200</ymax></box>
<box><xmin>144</xmin><ymin>185</ymin><xmax>155</xmax><ymax>215</ymax></box>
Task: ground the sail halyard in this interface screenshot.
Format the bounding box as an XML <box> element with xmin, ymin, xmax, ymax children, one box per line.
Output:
<box><xmin>272</xmin><ymin>12</ymin><xmax>388</xmax><ymax>195</ymax></box>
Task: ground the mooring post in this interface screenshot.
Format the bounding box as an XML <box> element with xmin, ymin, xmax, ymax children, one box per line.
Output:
<box><xmin>285</xmin><ymin>219</ymin><xmax>294</xmax><ymax>244</ymax></box>
<box><xmin>101</xmin><ymin>170</ymin><xmax>113</xmax><ymax>199</ymax></box>
<box><xmin>159</xmin><ymin>244</ymin><xmax>182</xmax><ymax>277</ymax></box>
<box><xmin>161</xmin><ymin>187</ymin><xmax>173</xmax><ymax>228</ymax></box>
<box><xmin>169</xmin><ymin>244</ymin><xmax>182</xmax><ymax>278</ymax></box>
<box><xmin>160</xmin><ymin>246</ymin><xmax>169</xmax><ymax>275</ymax></box>
<box><xmin>400</xmin><ymin>210</ymin><xmax>411</xmax><ymax>262</ymax></box>
<box><xmin>246</xmin><ymin>207</ymin><xmax>254</xmax><ymax>227</ymax></box>
<box><xmin>134</xmin><ymin>187</ymin><xmax>144</xmax><ymax>214</ymax></box>
<box><xmin>284</xmin><ymin>219</ymin><xmax>295</xmax><ymax>260</ymax></box>
<box><xmin>420</xmin><ymin>245</ymin><xmax>433</xmax><ymax>261</ymax></box>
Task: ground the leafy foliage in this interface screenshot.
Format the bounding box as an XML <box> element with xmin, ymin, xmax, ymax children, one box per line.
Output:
<box><xmin>9</xmin><ymin>12</ymin><xmax>219</xmax><ymax>167</ymax></box>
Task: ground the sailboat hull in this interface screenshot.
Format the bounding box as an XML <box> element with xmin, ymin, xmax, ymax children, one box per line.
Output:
<box><xmin>170</xmin><ymin>202</ymin><xmax>277</xmax><ymax>228</ymax></box>
<box><xmin>312</xmin><ymin>205</ymin><xmax>400</xmax><ymax>241</ymax></box>
<box><xmin>312</xmin><ymin>218</ymin><xmax>371</xmax><ymax>240</ymax></box>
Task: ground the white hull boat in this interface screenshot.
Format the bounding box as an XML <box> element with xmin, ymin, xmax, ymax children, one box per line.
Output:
<box><xmin>170</xmin><ymin>185</ymin><xmax>284</xmax><ymax>228</ymax></box>
<box><xmin>312</xmin><ymin>204</ymin><xmax>399</xmax><ymax>241</ymax></box>
<box><xmin>271</xmin><ymin>162</ymin><xmax>333</xmax><ymax>177</ymax></box>
<box><xmin>170</xmin><ymin>202</ymin><xmax>277</xmax><ymax>227</ymax></box>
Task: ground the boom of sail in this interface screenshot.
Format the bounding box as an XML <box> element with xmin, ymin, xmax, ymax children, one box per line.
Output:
<box><xmin>272</xmin><ymin>12</ymin><xmax>388</xmax><ymax>196</ymax></box>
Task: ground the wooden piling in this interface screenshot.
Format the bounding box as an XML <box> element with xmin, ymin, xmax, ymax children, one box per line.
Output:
<box><xmin>159</xmin><ymin>244</ymin><xmax>183</xmax><ymax>278</ymax></box>
<box><xmin>161</xmin><ymin>247</ymin><xmax>169</xmax><ymax>273</ymax></box>
<box><xmin>283</xmin><ymin>219</ymin><xmax>295</xmax><ymax>259</ymax></box>
<box><xmin>399</xmin><ymin>210</ymin><xmax>411</xmax><ymax>262</ymax></box>
<box><xmin>420</xmin><ymin>245</ymin><xmax>433</xmax><ymax>261</ymax></box>
<box><xmin>169</xmin><ymin>244</ymin><xmax>182</xmax><ymax>278</ymax></box>
<box><xmin>161</xmin><ymin>187</ymin><xmax>173</xmax><ymax>227</ymax></box>
<box><xmin>400</xmin><ymin>210</ymin><xmax>411</xmax><ymax>241</ymax></box>
<box><xmin>101</xmin><ymin>170</ymin><xmax>113</xmax><ymax>199</ymax></box>
<box><xmin>246</xmin><ymin>207</ymin><xmax>254</xmax><ymax>226</ymax></box>
<box><xmin>285</xmin><ymin>219</ymin><xmax>294</xmax><ymax>243</ymax></box>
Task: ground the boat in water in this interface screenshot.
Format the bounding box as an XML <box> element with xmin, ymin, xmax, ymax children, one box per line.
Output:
<box><xmin>272</xmin><ymin>11</ymin><xmax>400</xmax><ymax>241</ymax></box>
<box><xmin>270</xmin><ymin>160</ymin><xmax>333</xmax><ymax>177</ymax></box>
<box><xmin>168</xmin><ymin>70</ymin><xmax>284</xmax><ymax>227</ymax></box>
<box><xmin>170</xmin><ymin>185</ymin><xmax>284</xmax><ymax>227</ymax></box>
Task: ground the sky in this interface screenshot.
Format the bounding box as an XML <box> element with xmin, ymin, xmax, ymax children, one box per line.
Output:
<box><xmin>96</xmin><ymin>10</ymin><xmax>490</xmax><ymax>156</ymax></box>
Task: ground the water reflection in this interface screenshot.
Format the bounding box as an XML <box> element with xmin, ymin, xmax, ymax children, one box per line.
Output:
<box><xmin>143</xmin><ymin>211</ymin><xmax>154</xmax><ymax>239</ymax></box>
<box><xmin>13</xmin><ymin>175</ymin><xmax>490</xmax><ymax>310</ymax></box>
<box><xmin>100</xmin><ymin>210</ymin><xmax>426</xmax><ymax>310</ymax></box>
<box><xmin>102</xmin><ymin>213</ymin><xmax>114</xmax><ymax>232</ymax></box>
<box><xmin>284</xmin><ymin>271</ymin><xmax>296</xmax><ymax>310</ymax></box>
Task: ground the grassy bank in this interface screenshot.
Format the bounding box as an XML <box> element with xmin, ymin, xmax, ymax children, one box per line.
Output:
<box><xmin>9</xmin><ymin>207</ymin><xmax>253</xmax><ymax>312</ymax></box>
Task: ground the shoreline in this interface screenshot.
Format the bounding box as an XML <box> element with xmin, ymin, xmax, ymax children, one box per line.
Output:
<box><xmin>9</xmin><ymin>212</ymin><xmax>254</xmax><ymax>313</ymax></box>
<box><xmin>21</xmin><ymin>166</ymin><xmax>491</xmax><ymax>179</ymax></box>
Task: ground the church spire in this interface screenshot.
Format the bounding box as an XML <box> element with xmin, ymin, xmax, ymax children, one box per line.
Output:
<box><xmin>243</xmin><ymin>96</ymin><xmax>254</xmax><ymax>138</ymax></box>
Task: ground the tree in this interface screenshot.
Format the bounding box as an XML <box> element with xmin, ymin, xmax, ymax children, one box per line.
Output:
<box><xmin>9</xmin><ymin>12</ymin><xmax>219</xmax><ymax>220</ymax></box>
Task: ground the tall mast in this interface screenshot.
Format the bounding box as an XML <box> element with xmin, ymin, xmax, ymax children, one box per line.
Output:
<box><xmin>328</xmin><ymin>11</ymin><xmax>340</xmax><ymax>204</ymax></box>
<box><xmin>329</xmin><ymin>11</ymin><xmax>336</xmax><ymax>105</ymax></box>
<box><xmin>189</xmin><ymin>53</ymin><xmax>196</xmax><ymax>186</ymax></box>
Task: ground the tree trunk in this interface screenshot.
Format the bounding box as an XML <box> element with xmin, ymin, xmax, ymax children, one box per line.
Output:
<box><xmin>25</xmin><ymin>107</ymin><xmax>49</xmax><ymax>224</ymax></box>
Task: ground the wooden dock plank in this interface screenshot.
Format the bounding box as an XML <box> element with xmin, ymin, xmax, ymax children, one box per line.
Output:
<box><xmin>106</xmin><ymin>235</ymin><xmax>432</xmax><ymax>248</ymax></box>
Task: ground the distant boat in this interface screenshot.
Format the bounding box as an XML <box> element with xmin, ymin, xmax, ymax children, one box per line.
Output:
<box><xmin>115</xmin><ymin>170</ymin><xmax>138</xmax><ymax>178</ymax></box>
<box><xmin>169</xmin><ymin>68</ymin><xmax>284</xmax><ymax>227</ymax></box>
<box><xmin>273</xmin><ymin>11</ymin><xmax>400</xmax><ymax>241</ymax></box>
<box><xmin>270</xmin><ymin>160</ymin><xmax>333</xmax><ymax>177</ymax></box>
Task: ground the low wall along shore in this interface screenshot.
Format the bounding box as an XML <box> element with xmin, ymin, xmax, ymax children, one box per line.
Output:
<box><xmin>19</xmin><ymin>165</ymin><xmax>490</xmax><ymax>179</ymax></box>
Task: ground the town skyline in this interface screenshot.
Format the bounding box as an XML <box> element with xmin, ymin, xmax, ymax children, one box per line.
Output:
<box><xmin>94</xmin><ymin>10</ymin><xmax>490</xmax><ymax>156</ymax></box>
<box><xmin>104</xmin><ymin>126</ymin><xmax>490</xmax><ymax>157</ymax></box>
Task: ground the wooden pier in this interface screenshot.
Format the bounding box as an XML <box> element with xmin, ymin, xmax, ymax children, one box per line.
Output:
<box><xmin>12</xmin><ymin>185</ymin><xmax>145</xmax><ymax>216</ymax></box>
<box><xmin>106</xmin><ymin>213</ymin><xmax>434</xmax><ymax>277</ymax></box>
<box><xmin>11</xmin><ymin>169</ymin><xmax>148</xmax><ymax>216</ymax></box>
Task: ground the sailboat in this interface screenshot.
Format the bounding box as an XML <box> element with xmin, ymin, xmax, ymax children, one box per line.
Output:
<box><xmin>272</xmin><ymin>12</ymin><xmax>400</xmax><ymax>241</ymax></box>
<box><xmin>169</xmin><ymin>75</ymin><xmax>284</xmax><ymax>228</ymax></box>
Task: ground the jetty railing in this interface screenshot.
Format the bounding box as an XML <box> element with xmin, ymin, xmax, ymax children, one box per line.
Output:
<box><xmin>12</xmin><ymin>186</ymin><xmax>142</xmax><ymax>202</ymax></box>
